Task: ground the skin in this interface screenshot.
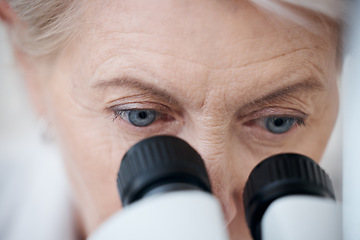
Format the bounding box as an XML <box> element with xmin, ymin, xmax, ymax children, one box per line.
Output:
<box><xmin>9</xmin><ymin>0</ymin><xmax>339</xmax><ymax>239</ymax></box>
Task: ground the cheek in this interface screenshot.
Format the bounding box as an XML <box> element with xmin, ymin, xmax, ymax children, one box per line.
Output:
<box><xmin>45</xmin><ymin>86</ymin><xmax>132</xmax><ymax>233</ymax></box>
<box><xmin>57</xmin><ymin>114</ymin><xmax>129</xmax><ymax>233</ymax></box>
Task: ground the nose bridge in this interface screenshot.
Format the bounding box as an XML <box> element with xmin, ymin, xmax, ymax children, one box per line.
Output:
<box><xmin>182</xmin><ymin>112</ymin><xmax>234</xmax><ymax>176</ymax></box>
<box><xmin>182</xmin><ymin>121</ymin><xmax>241</xmax><ymax>222</ymax></box>
<box><xmin>186</xmin><ymin>115</ymin><xmax>230</xmax><ymax>165</ymax></box>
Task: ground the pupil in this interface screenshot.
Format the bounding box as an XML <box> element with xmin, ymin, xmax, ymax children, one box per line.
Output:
<box><xmin>128</xmin><ymin>110</ymin><xmax>156</xmax><ymax>127</ymax></box>
<box><xmin>274</xmin><ymin>118</ymin><xmax>284</xmax><ymax>127</ymax></box>
<box><xmin>138</xmin><ymin>111</ymin><xmax>147</xmax><ymax>119</ymax></box>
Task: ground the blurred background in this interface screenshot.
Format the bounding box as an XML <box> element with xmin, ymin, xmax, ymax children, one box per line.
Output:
<box><xmin>0</xmin><ymin>24</ymin><xmax>75</xmax><ymax>240</ymax></box>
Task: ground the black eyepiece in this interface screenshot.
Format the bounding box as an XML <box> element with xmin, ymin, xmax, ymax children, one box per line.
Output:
<box><xmin>117</xmin><ymin>135</ymin><xmax>212</xmax><ymax>207</ymax></box>
<box><xmin>243</xmin><ymin>153</ymin><xmax>335</xmax><ymax>240</ymax></box>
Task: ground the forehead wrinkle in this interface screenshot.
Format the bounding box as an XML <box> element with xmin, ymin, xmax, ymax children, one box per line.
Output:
<box><xmin>96</xmin><ymin>26</ymin><xmax>323</xmax><ymax>71</ymax></box>
<box><xmin>82</xmin><ymin>0</ymin><xmax>328</xmax><ymax>70</ymax></box>
<box><xmin>94</xmin><ymin>39</ymin><xmax>315</xmax><ymax>73</ymax></box>
<box><xmin>222</xmin><ymin>47</ymin><xmax>313</xmax><ymax>70</ymax></box>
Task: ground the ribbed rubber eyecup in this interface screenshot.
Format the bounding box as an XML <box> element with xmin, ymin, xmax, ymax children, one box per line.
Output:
<box><xmin>243</xmin><ymin>153</ymin><xmax>335</xmax><ymax>240</ymax></box>
<box><xmin>117</xmin><ymin>135</ymin><xmax>212</xmax><ymax>207</ymax></box>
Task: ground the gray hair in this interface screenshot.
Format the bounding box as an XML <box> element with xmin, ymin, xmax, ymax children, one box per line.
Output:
<box><xmin>252</xmin><ymin>0</ymin><xmax>345</xmax><ymax>21</ymax></box>
<box><xmin>5</xmin><ymin>0</ymin><xmax>83</xmax><ymax>57</ymax></box>
<box><xmin>3</xmin><ymin>0</ymin><xmax>345</xmax><ymax>58</ymax></box>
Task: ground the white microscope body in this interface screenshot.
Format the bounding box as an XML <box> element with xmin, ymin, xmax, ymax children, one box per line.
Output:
<box><xmin>87</xmin><ymin>136</ymin><xmax>341</xmax><ymax>240</ymax></box>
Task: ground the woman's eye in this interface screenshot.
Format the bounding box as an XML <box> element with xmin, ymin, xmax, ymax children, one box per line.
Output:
<box><xmin>264</xmin><ymin>116</ymin><xmax>304</xmax><ymax>134</ymax></box>
<box><xmin>119</xmin><ymin>109</ymin><xmax>158</xmax><ymax>127</ymax></box>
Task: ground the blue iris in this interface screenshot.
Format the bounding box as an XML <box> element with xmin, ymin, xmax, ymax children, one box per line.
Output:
<box><xmin>265</xmin><ymin>117</ymin><xmax>295</xmax><ymax>134</ymax></box>
<box><xmin>128</xmin><ymin>110</ymin><xmax>157</xmax><ymax>127</ymax></box>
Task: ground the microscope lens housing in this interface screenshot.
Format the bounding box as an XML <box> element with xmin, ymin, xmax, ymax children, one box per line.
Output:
<box><xmin>243</xmin><ymin>153</ymin><xmax>336</xmax><ymax>240</ymax></box>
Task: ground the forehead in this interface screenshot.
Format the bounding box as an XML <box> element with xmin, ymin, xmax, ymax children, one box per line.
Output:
<box><xmin>63</xmin><ymin>0</ymin><xmax>337</xmax><ymax>105</ymax></box>
<box><xmin>80</xmin><ymin>0</ymin><xmax>334</xmax><ymax>65</ymax></box>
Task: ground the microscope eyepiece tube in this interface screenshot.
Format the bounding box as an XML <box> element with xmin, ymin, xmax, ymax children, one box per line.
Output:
<box><xmin>88</xmin><ymin>135</ymin><xmax>229</xmax><ymax>240</ymax></box>
<box><xmin>117</xmin><ymin>135</ymin><xmax>212</xmax><ymax>206</ymax></box>
<box><xmin>243</xmin><ymin>153</ymin><xmax>336</xmax><ymax>240</ymax></box>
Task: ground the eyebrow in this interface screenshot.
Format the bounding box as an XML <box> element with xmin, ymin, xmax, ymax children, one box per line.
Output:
<box><xmin>237</xmin><ymin>79</ymin><xmax>325</xmax><ymax>116</ymax></box>
<box><xmin>93</xmin><ymin>76</ymin><xmax>181</xmax><ymax>105</ymax></box>
<box><xmin>93</xmin><ymin>76</ymin><xmax>325</xmax><ymax>113</ymax></box>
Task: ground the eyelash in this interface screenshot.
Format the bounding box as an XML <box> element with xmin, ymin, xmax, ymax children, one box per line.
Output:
<box><xmin>258</xmin><ymin>116</ymin><xmax>306</xmax><ymax>127</ymax></box>
<box><xmin>111</xmin><ymin>107</ymin><xmax>307</xmax><ymax>137</ymax></box>
<box><xmin>291</xmin><ymin>117</ymin><xmax>306</xmax><ymax>127</ymax></box>
<box><xmin>257</xmin><ymin>116</ymin><xmax>306</xmax><ymax>131</ymax></box>
<box><xmin>111</xmin><ymin>106</ymin><xmax>175</xmax><ymax>133</ymax></box>
<box><xmin>113</xmin><ymin>109</ymin><xmax>154</xmax><ymax>121</ymax></box>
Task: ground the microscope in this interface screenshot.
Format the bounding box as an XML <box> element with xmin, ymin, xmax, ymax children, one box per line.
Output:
<box><xmin>88</xmin><ymin>135</ymin><xmax>341</xmax><ymax>240</ymax></box>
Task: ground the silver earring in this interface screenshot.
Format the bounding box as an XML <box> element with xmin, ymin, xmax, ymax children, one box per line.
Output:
<box><xmin>37</xmin><ymin>117</ymin><xmax>55</xmax><ymax>143</ymax></box>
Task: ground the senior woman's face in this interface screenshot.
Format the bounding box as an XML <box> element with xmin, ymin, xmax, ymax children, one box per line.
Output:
<box><xmin>33</xmin><ymin>0</ymin><xmax>338</xmax><ymax>239</ymax></box>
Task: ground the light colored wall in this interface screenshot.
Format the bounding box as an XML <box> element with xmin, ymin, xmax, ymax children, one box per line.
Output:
<box><xmin>0</xmin><ymin>24</ymin><xmax>76</xmax><ymax>240</ymax></box>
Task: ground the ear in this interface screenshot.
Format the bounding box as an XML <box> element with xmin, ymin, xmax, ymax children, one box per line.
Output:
<box><xmin>0</xmin><ymin>1</ymin><xmax>18</xmax><ymax>26</ymax></box>
<box><xmin>1</xmin><ymin>2</ymin><xmax>49</xmax><ymax>119</ymax></box>
<box><xmin>14</xmin><ymin>49</ymin><xmax>50</xmax><ymax>118</ymax></box>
